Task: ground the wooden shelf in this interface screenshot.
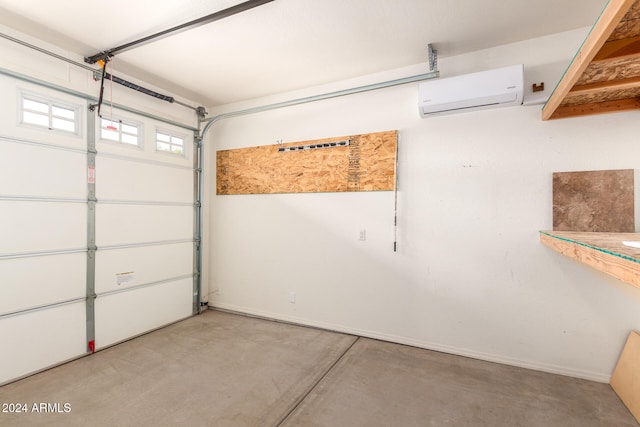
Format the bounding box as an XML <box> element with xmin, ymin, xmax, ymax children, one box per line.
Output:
<box><xmin>539</xmin><ymin>230</ymin><xmax>640</xmax><ymax>288</ymax></box>
<box><xmin>542</xmin><ymin>0</ymin><xmax>640</xmax><ymax>120</ymax></box>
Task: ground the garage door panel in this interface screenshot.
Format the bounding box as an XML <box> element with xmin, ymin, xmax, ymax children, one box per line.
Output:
<box><xmin>0</xmin><ymin>302</ymin><xmax>86</xmax><ymax>385</ymax></box>
<box><xmin>0</xmin><ymin>138</ymin><xmax>86</xmax><ymax>199</ymax></box>
<box><xmin>0</xmin><ymin>128</ymin><xmax>86</xmax><ymax>152</ymax></box>
<box><xmin>0</xmin><ymin>253</ymin><xmax>86</xmax><ymax>314</ymax></box>
<box><xmin>95</xmin><ymin>243</ymin><xmax>193</xmax><ymax>294</ymax></box>
<box><xmin>96</xmin><ymin>156</ymin><xmax>192</xmax><ymax>203</ymax></box>
<box><xmin>95</xmin><ymin>204</ymin><xmax>193</xmax><ymax>246</ymax></box>
<box><xmin>94</xmin><ymin>278</ymin><xmax>192</xmax><ymax>349</ymax></box>
<box><xmin>0</xmin><ymin>71</ymin><xmax>196</xmax><ymax>385</ymax></box>
<box><xmin>0</xmin><ymin>201</ymin><xmax>86</xmax><ymax>253</ymax></box>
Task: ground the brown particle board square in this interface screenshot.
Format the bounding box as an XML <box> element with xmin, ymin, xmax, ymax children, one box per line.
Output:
<box><xmin>552</xmin><ymin>169</ymin><xmax>634</xmax><ymax>232</ymax></box>
<box><xmin>610</xmin><ymin>331</ymin><xmax>640</xmax><ymax>423</ymax></box>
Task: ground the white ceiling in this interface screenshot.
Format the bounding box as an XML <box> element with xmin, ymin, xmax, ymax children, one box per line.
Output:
<box><xmin>0</xmin><ymin>0</ymin><xmax>607</xmax><ymax>107</ymax></box>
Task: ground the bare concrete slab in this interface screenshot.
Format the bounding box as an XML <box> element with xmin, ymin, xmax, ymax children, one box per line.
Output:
<box><xmin>282</xmin><ymin>337</ymin><xmax>638</xmax><ymax>427</ymax></box>
<box><xmin>0</xmin><ymin>310</ymin><xmax>356</xmax><ymax>426</ymax></box>
<box><xmin>1</xmin><ymin>312</ymin><xmax>637</xmax><ymax>426</ymax></box>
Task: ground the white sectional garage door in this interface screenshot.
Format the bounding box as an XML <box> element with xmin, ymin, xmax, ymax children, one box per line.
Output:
<box><xmin>0</xmin><ymin>73</ymin><xmax>195</xmax><ymax>384</ymax></box>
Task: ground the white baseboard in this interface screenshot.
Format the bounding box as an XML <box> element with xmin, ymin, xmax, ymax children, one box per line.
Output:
<box><xmin>209</xmin><ymin>302</ymin><xmax>611</xmax><ymax>383</ymax></box>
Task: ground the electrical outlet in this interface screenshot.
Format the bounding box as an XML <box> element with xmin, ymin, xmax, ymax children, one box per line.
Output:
<box><xmin>359</xmin><ymin>229</ymin><xmax>367</xmax><ymax>241</ymax></box>
<box><xmin>289</xmin><ymin>292</ymin><xmax>296</xmax><ymax>304</ymax></box>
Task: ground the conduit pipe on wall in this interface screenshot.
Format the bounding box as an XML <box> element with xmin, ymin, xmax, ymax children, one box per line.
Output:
<box><xmin>194</xmin><ymin>70</ymin><xmax>440</xmax><ymax>311</ymax></box>
<box><xmin>199</xmin><ymin>71</ymin><xmax>440</xmax><ymax>134</ymax></box>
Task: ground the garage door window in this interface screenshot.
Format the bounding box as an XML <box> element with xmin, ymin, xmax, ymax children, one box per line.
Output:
<box><xmin>21</xmin><ymin>94</ymin><xmax>79</xmax><ymax>134</ymax></box>
<box><xmin>156</xmin><ymin>130</ymin><xmax>185</xmax><ymax>156</ymax></box>
<box><xmin>100</xmin><ymin>118</ymin><xmax>141</xmax><ymax>146</ymax></box>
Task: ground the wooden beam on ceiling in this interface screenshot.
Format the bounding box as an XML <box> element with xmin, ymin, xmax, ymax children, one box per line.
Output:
<box><xmin>547</xmin><ymin>97</ymin><xmax>640</xmax><ymax>120</ymax></box>
<box><xmin>593</xmin><ymin>34</ymin><xmax>640</xmax><ymax>62</ymax></box>
<box><xmin>542</xmin><ymin>0</ymin><xmax>637</xmax><ymax>121</ymax></box>
<box><xmin>569</xmin><ymin>75</ymin><xmax>640</xmax><ymax>96</ymax></box>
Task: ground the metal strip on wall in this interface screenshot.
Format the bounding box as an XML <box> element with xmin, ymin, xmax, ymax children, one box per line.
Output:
<box><xmin>86</xmin><ymin>104</ymin><xmax>97</xmax><ymax>353</ymax></box>
<box><xmin>98</xmin><ymin>239</ymin><xmax>194</xmax><ymax>251</ymax></box>
<box><xmin>193</xmin><ymin>134</ymin><xmax>203</xmax><ymax>314</ymax></box>
<box><xmin>0</xmin><ymin>195</ymin><xmax>87</xmax><ymax>203</ymax></box>
<box><xmin>0</xmin><ymin>134</ymin><xmax>88</xmax><ymax>154</ymax></box>
<box><xmin>96</xmin><ymin>274</ymin><xmax>194</xmax><ymax>299</ymax></box>
<box><xmin>99</xmin><ymin>199</ymin><xmax>193</xmax><ymax>207</ymax></box>
<box><xmin>97</xmin><ymin>152</ymin><xmax>194</xmax><ymax>171</ymax></box>
<box><xmin>0</xmin><ymin>248</ymin><xmax>87</xmax><ymax>261</ymax></box>
<box><xmin>0</xmin><ymin>298</ymin><xmax>86</xmax><ymax>320</ymax></box>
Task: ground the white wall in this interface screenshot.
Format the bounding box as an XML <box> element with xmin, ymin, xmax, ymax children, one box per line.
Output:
<box><xmin>205</xmin><ymin>28</ymin><xmax>640</xmax><ymax>382</ymax></box>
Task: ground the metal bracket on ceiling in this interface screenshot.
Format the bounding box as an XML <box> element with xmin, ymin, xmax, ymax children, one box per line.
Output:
<box><xmin>428</xmin><ymin>43</ymin><xmax>438</xmax><ymax>73</ymax></box>
<box><xmin>85</xmin><ymin>51</ymin><xmax>113</xmax><ymax>66</ymax></box>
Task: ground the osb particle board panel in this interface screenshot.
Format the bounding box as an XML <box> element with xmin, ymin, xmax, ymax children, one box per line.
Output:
<box><xmin>553</xmin><ymin>169</ymin><xmax>635</xmax><ymax>232</ymax></box>
<box><xmin>575</xmin><ymin>56</ymin><xmax>640</xmax><ymax>85</ymax></box>
<box><xmin>609</xmin><ymin>18</ymin><xmax>640</xmax><ymax>41</ymax></box>
<box><xmin>624</xmin><ymin>0</ymin><xmax>640</xmax><ymax>20</ymax></box>
<box><xmin>216</xmin><ymin>131</ymin><xmax>397</xmax><ymax>195</ymax></box>
<box><xmin>609</xmin><ymin>2</ymin><xmax>640</xmax><ymax>41</ymax></box>
<box><xmin>610</xmin><ymin>331</ymin><xmax>640</xmax><ymax>423</ymax></box>
<box><xmin>562</xmin><ymin>86</ymin><xmax>640</xmax><ymax>106</ymax></box>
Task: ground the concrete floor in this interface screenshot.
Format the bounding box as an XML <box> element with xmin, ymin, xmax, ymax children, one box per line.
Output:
<box><xmin>0</xmin><ymin>310</ymin><xmax>637</xmax><ymax>426</ymax></box>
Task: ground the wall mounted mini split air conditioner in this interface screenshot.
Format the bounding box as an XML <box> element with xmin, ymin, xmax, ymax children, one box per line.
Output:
<box><xmin>418</xmin><ymin>64</ymin><xmax>524</xmax><ymax>117</ymax></box>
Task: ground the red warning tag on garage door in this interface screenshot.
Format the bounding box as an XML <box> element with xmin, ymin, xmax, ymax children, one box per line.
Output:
<box><xmin>88</xmin><ymin>166</ymin><xmax>95</xmax><ymax>184</ymax></box>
